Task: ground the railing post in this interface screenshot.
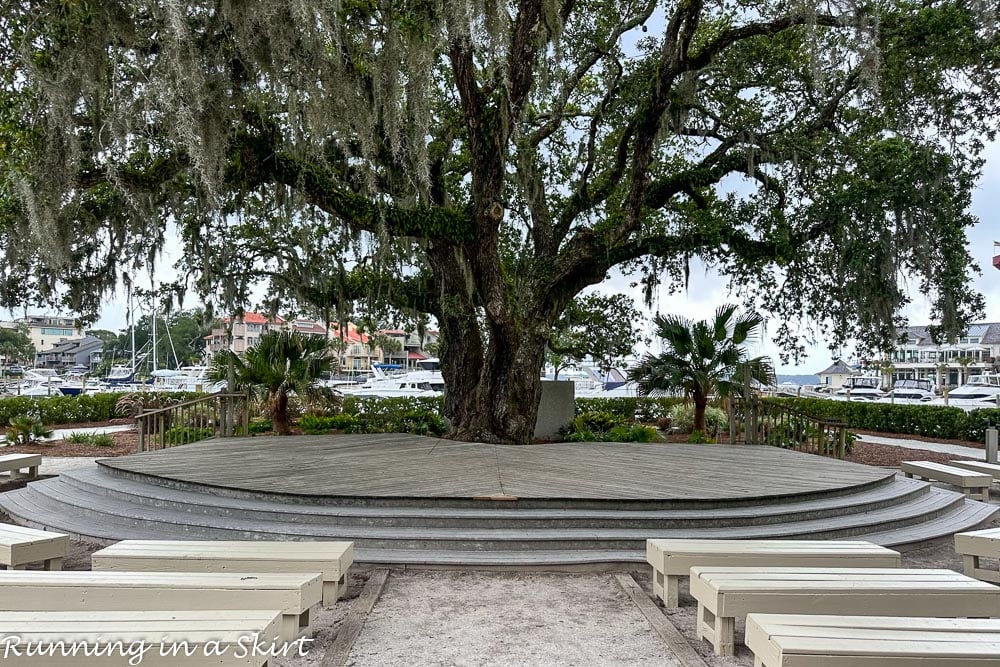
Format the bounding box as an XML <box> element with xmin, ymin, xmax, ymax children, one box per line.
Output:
<box><xmin>137</xmin><ymin>414</ymin><xmax>146</xmax><ymax>452</ymax></box>
<box><xmin>838</xmin><ymin>426</ymin><xmax>847</xmax><ymax>459</ymax></box>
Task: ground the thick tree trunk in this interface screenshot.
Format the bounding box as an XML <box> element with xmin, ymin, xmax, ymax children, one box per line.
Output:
<box><xmin>446</xmin><ymin>328</ymin><xmax>548</xmax><ymax>445</ymax></box>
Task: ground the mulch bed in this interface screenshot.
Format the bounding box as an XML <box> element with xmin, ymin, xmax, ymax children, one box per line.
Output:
<box><xmin>855</xmin><ymin>429</ymin><xmax>985</xmax><ymax>450</ymax></box>
<box><xmin>847</xmin><ymin>440</ymin><xmax>977</xmax><ymax>468</ymax></box>
<box><xmin>0</xmin><ymin>430</ymin><xmax>137</xmax><ymax>457</ymax></box>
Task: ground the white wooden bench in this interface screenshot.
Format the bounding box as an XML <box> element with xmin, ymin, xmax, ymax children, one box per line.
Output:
<box><xmin>646</xmin><ymin>539</ymin><xmax>901</xmax><ymax>607</ymax></box>
<box><xmin>950</xmin><ymin>459</ymin><xmax>1000</xmax><ymax>483</ymax></box>
<box><xmin>0</xmin><ymin>454</ymin><xmax>40</xmax><ymax>480</ymax></box>
<box><xmin>92</xmin><ymin>540</ymin><xmax>353</xmax><ymax>605</ymax></box>
<box><xmin>0</xmin><ymin>610</ymin><xmax>283</xmax><ymax>666</ymax></box>
<box><xmin>745</xmin><ymin>614</ymin><xmax>1000</xmax><ymax>667</ymax></box>
<box><xmin>0</xmin><ymin>522</ymin><xmax>67</xmax><ymax>570</ymax></box>
<box><xmin>956</xmin><ymin>527</ymin><xmax>1000</xmax><ymax>584</ymax></box>
<box><xmin>0</xmin><ymin>570</ymin><xmax>321</xmax><ymax>642</ymax></box>
<box><xmin>901</xmin><ymin>460</ymin><xmax>991</xmax><ymax>500</ymax></box>
<box><xmin>689</xmin><ymin>566</ymin><xmax>1000</xmax><ymax>656</ymax></box>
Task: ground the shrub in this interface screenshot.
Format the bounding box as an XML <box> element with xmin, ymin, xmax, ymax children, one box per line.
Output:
<box><xmin>6</xmin><ymin>416</ymin><xmax>53</xmax><ymax>445</ymax></box>
<box><xmin>163</xmin><ymin>426</ymin><xmax>215</xmax><ymax>445</ymax></box>
<box><xmin>0</xmin><ymin>393</ymin><xmax>124</xmax><ymax>426</ymax></box>
<box><xmin>559</xmin><ymin>415</ymin><xmax>660</xmax><ymax>443</ymax></box>
<box><xmin>686</xmin><ymin>430</ymin><xmax>714</xmax><ymax>444</ymax></box>
<box><xmin>300</xmin><ymin>413</ymin><xmax>359</xmax><ymax>434</ymax></box>
<box><xmin>64</xmin><ymin>432</ymin><xmax>115</xmax><ymax>447</ymax></box>
<box><xmin>301</xmin><ymin>398</ymin><xmax>447</xmax><ymax>436</ymax></box>
<box><xmin>574</xmin><ymin>397</ymin><xmax>684</xmax><ymax>421</ymax></box>
<box><xmin>667</xmin><ymin>403</ymin><xmax>729</xmax><ymax>435</ymax></box>
<box><xmin>248</xmin><ymin>418</ymin><xmax>273</xmax><ymax>434</ymax></box>
<box><xmin>764</xmin><ymin>398</ymin><xmax>1000</xmax><ymax>443</ymax></box>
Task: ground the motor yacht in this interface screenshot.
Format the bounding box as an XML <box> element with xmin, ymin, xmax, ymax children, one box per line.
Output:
<box><xmin>835</xmin><ymin>375</ymin><xmax>885</xmax><ymax>400</ymax></box>
<box><xmin>883</xmin><ymin>378</ymin><xmax>936</xmax><ymax>402</ymax></box>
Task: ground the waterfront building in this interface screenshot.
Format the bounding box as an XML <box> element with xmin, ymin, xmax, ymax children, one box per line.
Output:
<box><xmin>0</xmin><ymin>314</ymin><xmax>84</xmax><ymax>352</ymax></box>
<box><xmin>884</xmin><ymin>322</ymin><xmax>1000</xmax><ymax>389</ymax></box>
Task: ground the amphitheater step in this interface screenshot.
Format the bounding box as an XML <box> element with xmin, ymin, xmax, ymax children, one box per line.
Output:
<box><xmin>0</xmin><ymin>466</ymin><xmax>988</xmax><ymax>558</ymax></box>
<box><xmin>54</xmin><ymin>467</ymin><xmax>930</xmax><ymax>530</ymax></box>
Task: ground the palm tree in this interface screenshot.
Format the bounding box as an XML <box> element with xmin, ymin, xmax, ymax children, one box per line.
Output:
<box><xmin>210</xmin><ymin>331</ymin><xmax>336</xmax><ymax>435</ymax></box>
<box><xmin>628</xmin><ymin>305</ymin><xmax>775</xmax><ymax>433</ymax></box>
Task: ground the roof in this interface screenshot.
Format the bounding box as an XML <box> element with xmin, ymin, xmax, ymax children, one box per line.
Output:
<box><xmin>898</xmin><ymin>322</ymin><xmax>1000</xmax><ymax>346</ymax></box>
<box><xmin>221</xmin><ymin>312</ymin><xmax>284</xmax><ymax>325</ymax></box>
<box><xmin>818</xmin><ymin>361</ymin><xmax>853</xmax><ymax>375</ymax></box>
<box><xmin>290</xmin><ymin>321</ymin><xmax>327</xmax><ymax>335</ymax></box>
<box><xmin>329</xmin><ymin>323</ymin><xmax>369</xmax><ymax>344</ymax></box>
<box><xmin>407</xmin><ymin>351</ymin><xmax>427</xmax><ymax>360</ymax></box>
<box><xmin>42</xmin><ymin>335</ymin><xmax>102</xmax><ymax>355</ymax></box>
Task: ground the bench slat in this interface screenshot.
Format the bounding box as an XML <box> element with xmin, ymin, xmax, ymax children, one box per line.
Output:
<box><xmin>92</xmin><ymin>540</ymin><xmax>354</xmax><ymax>605</ymax></box>
<box><xmin>0</xmin><ymin>571</ymin><xmax>321</xmax><ymax>642</ymax></box>
<box><xmin>646</xmin><ymin>539</ymin><xmax>901</xmax><ymax>607</ymax></box>
<box><xmin>691</xmin><ymin>568</ymin><xmax>1000</xmax><ymax>657</ymax></box>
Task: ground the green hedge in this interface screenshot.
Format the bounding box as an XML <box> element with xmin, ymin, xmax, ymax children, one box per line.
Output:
<box><xmin>0</xmin><ymin>393</ymin><xmax>121</xmax><ymax>425</ymax></box>
<box><xmin>574</xmin><ymin>397</ymin><xmax>684</xmax><ymax>421</ymax></box>
<box><xmin>0</xmin><ymin>392</ymin><xmax>201</xmax><ymax>426</ymax></box>
<box><xmin>766</xmin><ymin>397</ymin><xmax>1000</xmax><ymax>442</ymax></box>
<box><xmin>303</xmin><ymin>398</ymin><xmax>447</xmax><ymax>436</ymax></box>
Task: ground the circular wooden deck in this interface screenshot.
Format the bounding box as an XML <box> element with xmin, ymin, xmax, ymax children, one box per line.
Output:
<box><xmin>98</xmin><ymin>434</ymin><xmax>892</xmax><ymax>502</ymax></box>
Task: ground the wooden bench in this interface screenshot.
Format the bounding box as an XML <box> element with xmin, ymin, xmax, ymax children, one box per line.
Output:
<box><xmin>0</xmin><ymin>454</ymin><xmax>40</xmax><ymax>480</ymax></box>
<box><xmin>646</xmin><ymin>539</ymin><xmax>901</xmax><ymax>607</ymax></box>
<box><xmin>0</xmin><ymin>610</ymin><xmax>284</xmax><ymax>666</ymax></box>
<box><xmin>956</xmin><ymin>527</ymin><xmax>1000</xmax><ymax>583</ymax></box>
<box><xmin>950</xmin><ymin>459</ymin><xmax>1000</xmax><ymax>483</ymax></box>
<box><xmin>745</xmin><ymin>614</ymin><xmax>1000</xmax><ymax>667</ymax></box>
<box><xmin>901</xmin><ymin>460</ymin><xmax>991</xmax><ymax>501</ymax></box>
<box><xmin>92</xmin><ymin>540</ymin><xmax>353</xmax><ymax>605</ymax></box>
<box><xmin>689</xmin><ymin>566</ymin><xmax>1000</xmax><ymax>656</ymax></box>
<box><xmin>0</xmin><ymin>522</ymin><xmax>67</xmax><ymax>570</ymax></box>
<box><xmin>0</xmin><ymin>570</ymin><xmax>321</xmax><ymax>642</ymax></box>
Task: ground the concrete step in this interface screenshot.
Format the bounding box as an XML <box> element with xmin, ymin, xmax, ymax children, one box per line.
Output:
<box><xmin>54</xmin><ymin>467</ymin><xmax>930</xmax><ymax>529</ymax></box>
<box><xmin>3</xmin><ymin>474</ymin><xmax>970</xmax><ymax>551</ymax></box>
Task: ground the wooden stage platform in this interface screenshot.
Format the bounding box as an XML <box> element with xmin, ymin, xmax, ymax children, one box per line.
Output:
<box><xmin>99</xmin><ymin>434</ymin><xmax>892</xmax><ymax>502</ymax></box>
<box><xmin>3</xmin><ymin>434</ymin><xmax>994</xmax><ymax>565</ymax></box>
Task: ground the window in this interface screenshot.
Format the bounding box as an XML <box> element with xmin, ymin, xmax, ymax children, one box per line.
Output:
<box><xmin>40</xmin><ymin>328</ymin><xmax>73</xmax><ymax>336</ymax></box>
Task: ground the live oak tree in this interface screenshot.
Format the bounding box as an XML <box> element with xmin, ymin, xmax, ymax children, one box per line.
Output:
<box><xmin>0</xmin><ymin>0</ymin><xmax>997</xmax><ymax>443</ymax></box>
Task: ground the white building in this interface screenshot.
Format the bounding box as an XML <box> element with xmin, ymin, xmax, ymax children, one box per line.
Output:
<box><xmin>883</xmin><ymin>322</ymin><xmax>1000</xmax><ymax>389</ymax></box>
<box><xmin>817</xmin><ymin>361</ymin><xmax>854</xmax><ymax>389</ymax></box>
<box><xmin>0</xmin><ymin>315</ymin><xmax>84</xmax><ymax>352</ymax></box>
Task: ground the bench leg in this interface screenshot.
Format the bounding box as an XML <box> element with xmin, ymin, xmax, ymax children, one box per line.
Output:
<box><xmin>652</xmin><ymin>566</ymin><xmax>664</xmax><ymax>603</ymax></box>
<box><xmin>697</xmin><ymin>602</ymin><xmax>735</xmax><ymax>656</ymax></box>
<box><xmin>904</xmin><ymin>472</ymin><xmax>913</xmax><ymax>479</ymax></box>
<box><xmin>664</xmin><ymin>574</ymin><xmax>680</xmax><ymax>609</ymax></box>
<box><xmin>44</xmin><ymin>557</ymin><xmax>62</xmax><ymax>571</ymax></box>
<box><xmin>322</xmin><ymin>576</ymin><xmax>344</xmax><ymax>606</ymax></box>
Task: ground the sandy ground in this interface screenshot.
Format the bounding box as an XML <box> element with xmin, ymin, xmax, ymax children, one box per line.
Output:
<box><xmin>342</xmin><ymin>570</ymin><xmax>681</xmax><ymax>667</ymax></box>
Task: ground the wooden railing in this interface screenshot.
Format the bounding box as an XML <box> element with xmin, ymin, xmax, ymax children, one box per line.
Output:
<box><xmin>730</xmin><ymin>396</ymin><xmax>850</xmax><ymax>459</ymax></box>
<box><xmin>136</xmin><ymin>393</ymin><xmax>250</xmax><ymax>452</ymax></box>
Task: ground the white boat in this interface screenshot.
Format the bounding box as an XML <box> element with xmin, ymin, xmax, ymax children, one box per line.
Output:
<box><xmin>835</xmin><ymin>375</ymin><xmax>885</xmax><ymax>400</ymax></box>
<box><xmin>882</xmin><ymin>378</ymin><xmax>935</xmax><ymax>402</ymax></box>
<box><xmin>337</xmin><ymin>359</ymin><xmax>445</xmax><ymax>398</ymax></box>
<box><xmin>151</xmin><ymin>366</ymin><xmax>217</xmax><ymax>393</ymax></box>
<box><xmin>936</xmin><ymin>372</ymin><xmax>1000</xmax><ymax>408</ymax></box>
